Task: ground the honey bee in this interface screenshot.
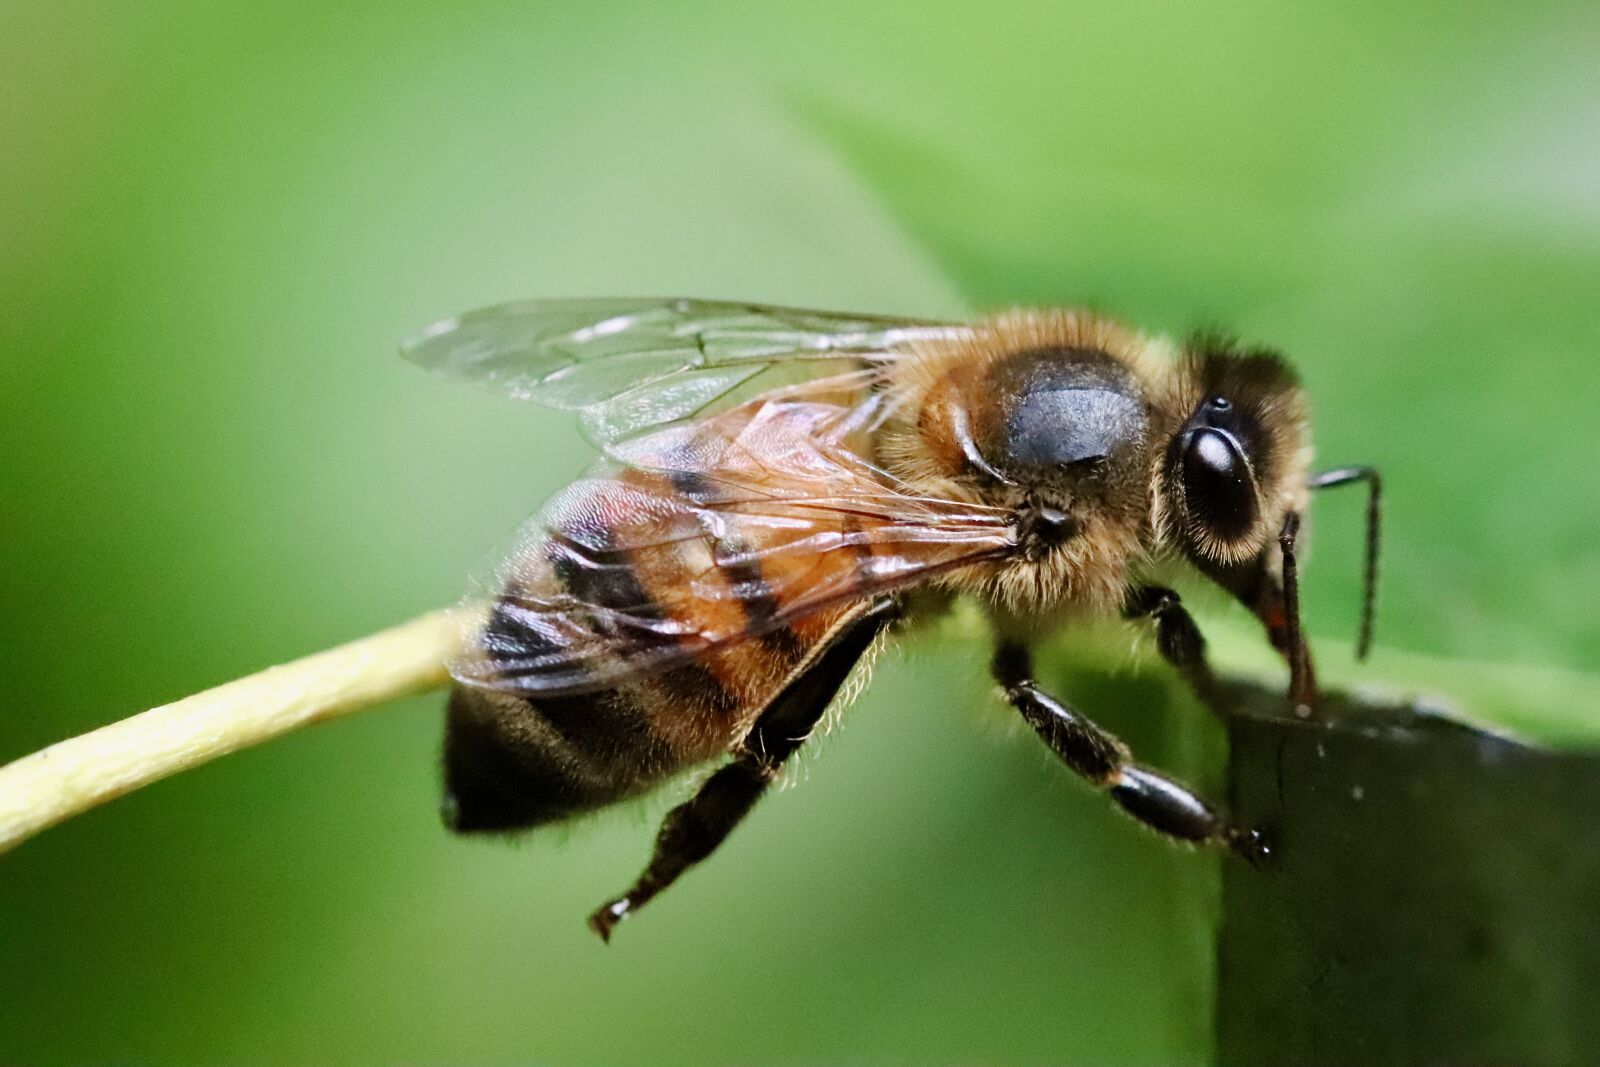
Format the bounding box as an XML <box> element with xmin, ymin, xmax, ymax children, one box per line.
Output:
<box><xmin>404</xmin><ymin>298</ymin><xmax>1381</xmax><ymax>941</ymax></box>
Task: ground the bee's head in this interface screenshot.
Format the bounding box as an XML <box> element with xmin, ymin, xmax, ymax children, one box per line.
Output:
<box><xmin>1160</xmin><ymin>336</ymin><xmax>1311</xmax><ymax>569</ymax></box>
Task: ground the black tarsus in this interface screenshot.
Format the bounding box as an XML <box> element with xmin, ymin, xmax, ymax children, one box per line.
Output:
<box><xmin>1122</xmin><ymin>585</ymin><xmax>1221</xmax><ymax>714</ymax></box>
<box><xmin>991</xmin><ymin>641</ymin><xmax>1268</xmax><ymax>864</ymax></box>
<box><xmin>1278</xmin><ymin>511</ymin><xmax>1316</xmax><ymax>716</ymax></box>
<box><xmin>587</xmin><ymin>597</ymin><xmax>900</xmax><ymax>942</ymax></box>
<box><xmin>1309</xmin><ymin>465</ymin><xmax>1383</xmax><ymax>660</ymax></box>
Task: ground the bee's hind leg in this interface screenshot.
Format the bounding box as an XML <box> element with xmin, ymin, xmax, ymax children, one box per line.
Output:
<box><xmin>587</xmin><ymin>598</ymin><xmax>900</xmax><ymax>942</ymax></box>
<box><xmin>1122</xmin><ymin>585</ymin><xmax>1227</xmax><ymax>717</ymax></box>
<box><xmin>991</xmin><ymin>641</ymin><xmax>1267</xmax><ymax>864</ymax></box>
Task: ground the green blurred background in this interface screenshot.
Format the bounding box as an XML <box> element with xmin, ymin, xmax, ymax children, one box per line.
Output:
<box><xmin>3</xmin><ymin>2</ymin><xmax>1598</xmax><ymax>1063</ymax></box>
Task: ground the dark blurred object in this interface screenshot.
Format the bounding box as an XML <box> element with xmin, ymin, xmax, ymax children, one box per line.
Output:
<box><xmin>1217</xmin><ymin>682</ymin><xmax>1600</xmax><ymax>1066</ymax></box>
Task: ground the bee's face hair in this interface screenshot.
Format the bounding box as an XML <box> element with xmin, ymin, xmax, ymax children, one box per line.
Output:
<box><xmin>1159</xmin><ymin>334</ymin><xmax>1311</xmax><ymax>567</ymax></box>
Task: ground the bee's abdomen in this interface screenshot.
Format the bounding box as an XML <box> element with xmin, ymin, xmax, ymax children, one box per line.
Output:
<box><xmin>442</xmin><ymin>466</ymin><xmax>857</xmax><ymax>833</ymax></box>
<box><xmin>442</xmin><ymin>683</ymin><xmax>660</xmax><ymax>832</ymax></box>
<box><xmin>443</xmin><ymin>600</ymin><xmax>746</xmax><ymax>833</ymax></box>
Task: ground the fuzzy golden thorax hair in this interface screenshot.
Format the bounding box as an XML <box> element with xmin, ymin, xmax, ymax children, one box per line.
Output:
<box><xmin>877</xmin><ymin>310</ymin><xmax>1311</xmax><ymax>617</ymax></box>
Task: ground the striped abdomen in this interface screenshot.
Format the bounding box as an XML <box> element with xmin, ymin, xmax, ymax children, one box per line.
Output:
<box><xmin>442</xmin><ymin>416</ymin><xmax>875</xmax><ymax>832</ymax></box>
<box><xmin>441</xmin><ymin>394</ymin><xmax>1012</xmax><ymax>833</ymax></box>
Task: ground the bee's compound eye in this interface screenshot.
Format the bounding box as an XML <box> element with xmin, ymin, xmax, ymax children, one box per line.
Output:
<box><xmin>1180</xmin><ymin>427</ymin><xmax>1257</xmax><ymax>541</ymax></box>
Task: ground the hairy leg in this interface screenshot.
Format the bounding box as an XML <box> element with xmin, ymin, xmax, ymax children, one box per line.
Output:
<box><xmin>587</xmin><ymin>599</ymin><xmax>898</xmax><ymax>941</ymax></box>
<box><xmin>1122</xmin><ymin>585</ymin><xmax>1225</xmax><ymax>715</ymax></box>
<box><xmin>992</xmin><ymin>641</ymin><xmax>1266</xmax><ymax>861</ymax></box>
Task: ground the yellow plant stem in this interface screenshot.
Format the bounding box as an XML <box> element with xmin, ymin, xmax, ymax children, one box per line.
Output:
<box><xmin>5</xmin><ymin>599</ymin><xmax>1593</xmax><ymax>860</ymax></box>
<box><xmin>0</xmin><ymin>610</ymin><xmax>462</xmax><ymax>855</ymax></box>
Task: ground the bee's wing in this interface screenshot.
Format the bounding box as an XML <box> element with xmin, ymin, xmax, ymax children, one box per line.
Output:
<box><xmin>448</xmin><ymin>395</ymin><xmax>1016</xmax><ymax>696</ymax></box>
<box><xmin>402</xmin><ymin>297</ymin><xmax>968</xmax><ymax>446</ymax></box>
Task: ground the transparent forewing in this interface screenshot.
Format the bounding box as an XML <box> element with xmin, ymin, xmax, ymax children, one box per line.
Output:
<box><xmin>450</xmin><ymin>395</ymin><xmax>1018</xmax><ymax>696</ymax></box>
<box><xmin>402</xmin><ymin>297</ymin><xmax>967</xmax><ymax>445</ymax></box>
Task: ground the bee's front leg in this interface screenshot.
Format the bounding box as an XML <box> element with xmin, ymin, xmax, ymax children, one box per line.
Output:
<box><xmin>1122</xmin><ymin>585</ymin><xmax>1224</xmax><ymax>716</ymax></box>
<box><xmin>991</xmin><ymin>641</ymin><xmax>1267</xmax><ymax>864</ymax></box>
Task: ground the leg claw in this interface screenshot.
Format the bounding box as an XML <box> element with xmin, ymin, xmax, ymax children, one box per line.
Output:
<box><xmin>587</xmin><ymin>897</ymin><xmax>631</xmax><ymax>943</ymax></box>
<box><xmin>1229</xmin><ymin>826</ymin><xmax>1274</xmax><ymax>868</ymax></box>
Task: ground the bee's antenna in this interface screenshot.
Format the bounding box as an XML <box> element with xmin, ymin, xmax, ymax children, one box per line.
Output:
<box><xmin>1309</xmin><ymin>466</ymin><xmax>1383</xmax><ymax>660</ymax></box>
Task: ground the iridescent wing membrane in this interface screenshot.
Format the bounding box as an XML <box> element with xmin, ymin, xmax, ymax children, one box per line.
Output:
<box><xmin>404</xmin><ymin>298</ymin><xmax>1018</xmax><ymax>695</ymax></box>
<box><xmin>404</xmin><ymin>297</ymin><xmax>956</xmax><ymax>447</ymax></box>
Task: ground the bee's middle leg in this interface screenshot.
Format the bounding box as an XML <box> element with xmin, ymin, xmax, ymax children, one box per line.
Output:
<box><xmin>991</xmin><ymin>641</ymin><xmax>1266</xmax><ymax>862</ymax></box>
<box><xmin>587</xmin><ymin>598</ymin><xmax>899</xmax><ymax>942</ymax></box>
